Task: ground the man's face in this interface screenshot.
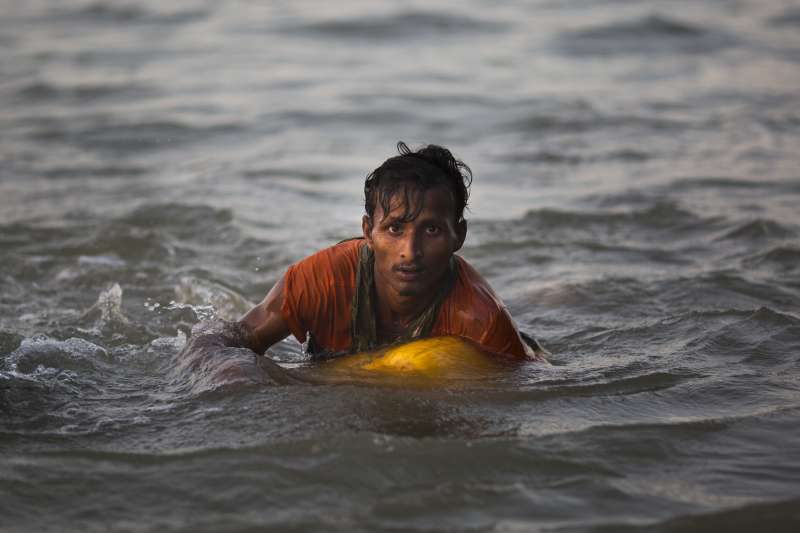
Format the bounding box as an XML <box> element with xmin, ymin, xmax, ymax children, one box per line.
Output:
<box><xmin>363</xmin><ymin>185</ymin><xmax>467</xmax><ymax>300</ymax></box>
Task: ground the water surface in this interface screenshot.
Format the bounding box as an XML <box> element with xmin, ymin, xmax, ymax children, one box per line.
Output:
<box><xmin>2</xmin><ymin>0</ymin><xmax>800</xmax><ymax>531</ymax></box>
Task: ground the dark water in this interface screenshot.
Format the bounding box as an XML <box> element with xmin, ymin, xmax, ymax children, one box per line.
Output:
<box><xmin>2</xmin><ymin>0</ymin><xmax>800</xmax><ymax>531</ymax></box>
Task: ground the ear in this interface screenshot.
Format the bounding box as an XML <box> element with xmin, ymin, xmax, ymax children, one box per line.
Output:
<box><xmin>453</xmin><ymin>219</ymin><xmax>467</xmax><ymax>252</ymax></box>
<box><xmin>362</xmin><ymin>215</ymin><xmax>374</xmax><ymax>248</ymax></box>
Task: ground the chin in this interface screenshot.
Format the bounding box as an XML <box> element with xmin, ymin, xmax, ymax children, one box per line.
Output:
<box><xmin>396</xmin><ymin>288</ymin><xmax>420</xmax><ymax>298</ymax></box>
<box><xmin>395</xmin><ymin>283</ymin><xmax>427</xmax><ymax>298</ymax></box>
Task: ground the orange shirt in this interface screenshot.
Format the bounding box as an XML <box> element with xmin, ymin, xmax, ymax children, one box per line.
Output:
<box><xmin>280</xmin><ymin>239</ymin><xmax>530</xmax><ymax>358</ymax></box>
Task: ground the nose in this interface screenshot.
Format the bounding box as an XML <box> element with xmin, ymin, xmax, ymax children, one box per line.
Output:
<box><xmin>399</xmin><ymin>231</ymin><xmax>422</xmax><ymax>261</ymax></box>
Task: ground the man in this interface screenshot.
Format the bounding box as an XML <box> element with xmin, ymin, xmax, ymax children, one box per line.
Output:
<box><xmin>196</xmin><ymin>142</ymin><xmax>546</xmax><ymax>362</ymax></box>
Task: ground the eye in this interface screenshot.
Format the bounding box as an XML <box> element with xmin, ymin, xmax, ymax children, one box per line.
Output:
<box><xmin>388</xmin><ymin>223</ymin><xmax>403</xmax><ymax>235</ymax></box>
<box><xmin>425</xmin><ymin>225</ymin><xmax>441</xmax><ymax>235</ymax></box>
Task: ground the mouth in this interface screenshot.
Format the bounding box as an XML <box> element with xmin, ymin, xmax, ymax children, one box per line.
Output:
<box><xmin>394</xmin><ymin>264</ymin><xmax>424</xmax><ymax>281</ymax></box>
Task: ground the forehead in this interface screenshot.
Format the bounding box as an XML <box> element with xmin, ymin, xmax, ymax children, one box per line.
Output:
<box><xmin>377</xmin><ymin>185</ymin><xmax>456</xmax><ymax>220</ymax></box>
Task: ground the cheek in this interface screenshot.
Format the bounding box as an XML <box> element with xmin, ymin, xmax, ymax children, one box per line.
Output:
<box><xmin>371</xmin><ymin>239</ymin><xmax>395</xmax><ymax>265</ymax></box>
<box><xmin>371</xmin><ymin>236</ymin><xmax>394</xmax><ymax>255</ymax></box>
<box><xmin>424</xmin><ymin>239</ymin><xmax>453</xmax><ymax>260</ymax></box>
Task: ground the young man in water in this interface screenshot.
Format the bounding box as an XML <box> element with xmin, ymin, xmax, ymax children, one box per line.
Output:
<box><xmin>194</xmin><ymin>142</ymin><xmax>545</xmax><ymax>361</ymax></box>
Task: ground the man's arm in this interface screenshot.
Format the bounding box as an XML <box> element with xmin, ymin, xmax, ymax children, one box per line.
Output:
<box><xmin>479</xmin><ymin>306</ymin><xmax>549</xmax><ymax>363</ymax></box>
<box><xmin>239</xmin><ymin>275</ymin><xmax>291</xmax><ymax>355</ymax></box>
<box><xmin>180</xmin><ymin>275</ymin><xmax>291</xmax><ymax>357</ymax></box>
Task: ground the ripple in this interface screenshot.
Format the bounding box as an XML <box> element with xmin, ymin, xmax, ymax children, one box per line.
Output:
<box><xmin>509</xmin><ymin>108</ymin><xmax>686</xmax><ymax>135</ymax></box>
<box><xmin>121</xmin><ymin>203</ymin><xmax>233</xmax><ymax>236</ymax></box>
<box><xmin>504</xmin><ymin>148</ymin><xmax>652</xmax><ymax>166</ymax></box>
<box><xmin>288</xmin><ymin>11</ymin><xmax>506</xmax><ymax>40</ymax></box>
<box><xmin>663</xmin><ymin>273</ymin><xmax>797</xmax><ymax>315</ymax></box>
<box><xmin>768</xmin><ymin>8</ymin><xmax>800</xmax><ymax>28</ymax></box>
<box><xmin>15</xmin><ymin>81</ymin><xmax>156</xmax><ymax>104</ymax></box>
<box><xmin>30</xmin><ymin>118</ymin><xmax>244</xmax><ymax>154</ymax></box>
<box><xmin>535</xmin><ymin>371</ymin><xmax>693</xmax><ymax>401</ymax></box>
<box><xmin>716</xmin><ymin>219</ymin><xmax>795</xmax><ymax>241</ymax></box>
<box><xmin>39</xmin><ymin>164</ymin><xmax>150</xmax><ymax>180</ymax></box>
<box><xmin>555</xmin><ymin>15</ymin><xmax>737</xmax><ymax>56</ymax></box>
<box><xmin>669</xmin><ymin>176</ymin><xmax>798</xmax><ymax>192</ymax></box>
<box><xmin>522</xmin><ymin>202</ymin><xmax>703</xmax><ymax>232</ymax></box>
<box><xmin>55</xmin><ymin>203</ymin><xmax>238</xmax><ymax>260</ymax></box>
<box><xmin>645</xmin><ymin>496</ymin><xmax>800</xmax><ymax>531</ymax></box>
<box><xmin>49</xmin><ymin>2</ymin><xmax>207</xmax><ymax>25</ymax></box>
<box><xmin>743</xmin><ymin>245</ymin><xmax>800</xmax><ymax>273</ymax></box>
<box><xmin>7</xmin><ymin>335</ymin><xmax>108</xmax><ymax>374</ymax></box>
<box><xmin>0</xmin><ymin>331</ymin><xmax>24</xmax><ymax>359</ymax></box>
<box><xmin>683</xmin><ymin>306</ymin><xmax>800</xmax><ymax>362</ymax></box>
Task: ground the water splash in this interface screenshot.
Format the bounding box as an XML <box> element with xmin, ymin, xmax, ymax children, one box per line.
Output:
<box><xmin>173</xmin><ymin>276</ymin><xmax>253</xmax><ymax>321</ymax></box>
<box><xmin>80</xmin><ymin>283</ymin><xmax>129</xmax><ymax>328</ymax></box>
<box><xmin>164</xmin><ymin>300</ymin><xmax>216</xmax><ymax>322</ymax></box>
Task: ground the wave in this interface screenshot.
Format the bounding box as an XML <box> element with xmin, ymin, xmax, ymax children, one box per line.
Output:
<box><xmin>0</xmin><ymin>221</ymin><xmax>73</xmax><ymax>252</ymax></box>
<box><xmin>14</xmin><ymin>80</ymin><xmax>156</xmax><ymax>104</ymax></box>
<box><xmin>0</xmin><ymin>331</ymin><xmax>23</xmax><ymax>359</ymax></box>
<box><xmin>0</xmin><ymin>204</ymin><xmax>256</xmax><ymax>331</ymax></box>
<box><xmin>509</xmin><ymin>203</ymin><xmax>795</xmax><ymax>255</ymax></box>
<box><xmin>121</xmin><ymin>203</ymin><xmax>233</xmax><ymax>234</ymax></box>
<box><xmin>661</xmin><ymin>273</ymin><xmax>798</xmax><ymax>317</ymax></box>
<box><xmin>535</xmin><ymin>370</ymin><xmax>693</xmax><ymax>400</ymax></box>
<box><xmin>467</xmin><ymin>202</ymin><xmax>721</xmax><ymax>273</ymax></box>
<box><xmin>642</xmin><ymin>496</ymin><xmax>800</xmax><ymax>531</ymax></box>
<box><xmin>29</xmin><ymin>118</ymin><xmax>244</xmax><ymax>154</ymax></box>
<box><xmin>768</xmin><ymin>7</ymin><xmax>800</xmax><ymax>28</ymax></box>
<box><xmin>509</xmin><ymin>108</ymin><xmax>686</xmax><ymax>135</ymax></box>
<box><xmin>287</xmin><ymin>11</ymin><xmax>506</xmax><ymax>40</ymax></box>
<box><xmin>56</xmin><ymin>223</ymin><xmax>175</xmax><ymax>264</ymax></box>
<box><xmin>6</xmin><ymin>335</ymin><xmax>109</xmax><ymax>375</ymax></box>
<box><xmin>48</xmin><ymin>2</ymin><xmax>206</xmax><ymax>25</ymax></box>
<box><xmin>527</xmin><ymin>270</ymin><xmax>800</xmax><ymax>351</ymax></box>
<box><xmin>522</xmin><ymin>202</ymin><xmax>704</xmax><ymax>232</ymax></box>
<box><xmin>504</xmin><ymin>148</ymin><xmax>652</xmax><ymax>165</ymax></box>
<box><xmin>59</xmin><ymin>203</ymin><xmax>237</xmax><ymax>259</ymax></box>
<box><xmin>38</xmin><ymin>164</ymin><xmax>150</xmax><ymax>180</ymax></box>
<box><xmin>681</xmin><ymin>306</ymin><xmax>800</xmax><ymax>360</ymax></box>
<box><xmin>760</xmin><ymin>112</ymin><xmax>800</xmax><ymax>133</ymax></box>
<box><xmin>555</xmin><ymin>14</ymin><xmax>736</xmax><ymax>56</ymax></box>
<box><xmin>668</xmin><ymin>176</ymin><xmax>800</xmax><ymax>192</ymax></box>
<box><xmin>242</xmin><ymin>167</ymin><xmax>329</xmax><ymax>182</ymax></box>
<box><xmin>272</xmin><ymin>108</ymin><xmax>415</xmax><ymax>127</ymax></box>
<box><xmin>743</xmin><ymin>245</ymin><xmax>800</xmax><ymax>273</ymax></box>
<box><xmin>716</xmin><ymin>219</ymin><xmax>796</xmax><ymax>241</ymax></box>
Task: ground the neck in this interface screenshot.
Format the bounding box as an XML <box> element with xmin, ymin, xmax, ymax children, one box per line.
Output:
<box><xmin>372</xmin><ymin>272</ymin><xmax>436</xmax><ymax>341</ymax></box>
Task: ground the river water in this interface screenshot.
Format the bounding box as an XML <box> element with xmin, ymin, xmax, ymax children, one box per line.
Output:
<box><xmin>2</xmin><ymin>0</ymin><xmax>800</xmax><ymax>531</ymax></box>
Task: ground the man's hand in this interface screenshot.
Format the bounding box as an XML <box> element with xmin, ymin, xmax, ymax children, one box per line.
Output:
<box><xmin>183</xmin><ymin>318</ymin><xmax>258</xmax><ymax>352</ymax></box>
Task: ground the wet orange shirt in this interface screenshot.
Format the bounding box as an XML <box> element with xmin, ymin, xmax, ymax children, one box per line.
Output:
<box><xmin>280</xmin><ymin>239</ymin><xmax>529</xmax><ymax>358</ymax></box>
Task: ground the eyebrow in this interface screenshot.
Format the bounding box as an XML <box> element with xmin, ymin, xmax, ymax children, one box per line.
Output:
<box><xmin>379</xmin><ymin>211</ymin><xmax>444</xmax><ymax>226</ymax></box>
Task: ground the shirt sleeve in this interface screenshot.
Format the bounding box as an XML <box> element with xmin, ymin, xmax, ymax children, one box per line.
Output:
<box><xmin>479</xmin><ymin>306</ymin><xmax>529</xmax><ymax>359</ymax></box>
<box><xmin>278</xmin><ymin>240</ymin><xmax>360</xmax><ymax>350</ymax></box>
<box><xmin>446</xmin><ymin>256</ymin><xmax>530</xmax><ymax>359</ymax></box>
<box><xmin>280</xmin><ymin>261</ymin><xmax>312</xmax><ymax>343</ymax></box>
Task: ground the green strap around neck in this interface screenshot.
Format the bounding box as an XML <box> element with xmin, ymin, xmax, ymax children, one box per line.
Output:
<box><xmin>350</xmin><ymin>242</ymin><xmax>457</xmax><ymax>353</ymax></box>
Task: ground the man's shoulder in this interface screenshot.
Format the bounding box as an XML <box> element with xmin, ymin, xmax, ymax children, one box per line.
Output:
<box><xmin>441</xmin><ymin>256</ymin><xmax>530</xmax><ymax>358</ymax></box>
<box><xmin>290</xmin><ymin>238</ymin><xmax>363</xmax><ymax>277</ymax></box>
<box><xmin>451</xmin><ymin>255</ymin><xmax>506</xmax><ymax>312</ymax></box>
<box><xmin>281</xmin><ymin>239</ymin><xmax>361</xmax><ymax>352</ymax></box>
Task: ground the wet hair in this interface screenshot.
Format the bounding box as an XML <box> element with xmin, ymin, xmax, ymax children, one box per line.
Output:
<box><xmin>364</xmin><ymin>142</ymin><xmax>472</xmax><ymax>223</ymax></box>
